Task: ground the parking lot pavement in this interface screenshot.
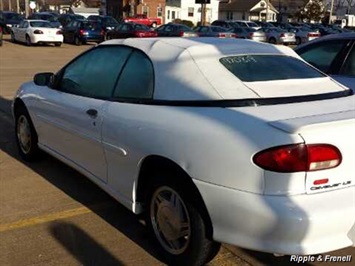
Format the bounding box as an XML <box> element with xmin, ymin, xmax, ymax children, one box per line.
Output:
<box><xmin>1</xmin><ymin>36</ymin><xmax>354</xmax><ymax>266</ymax></box>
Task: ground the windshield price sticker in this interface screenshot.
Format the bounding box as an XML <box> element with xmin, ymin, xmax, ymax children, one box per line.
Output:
<box><xmin>290</xmin><ymin>255</ymin><xmax>352</xmax><ymax>263</ymax></box>
<box><xmin>220</xmin><ymin>55</ymin><xmax>257</xmax><ymax>65</ymax></box>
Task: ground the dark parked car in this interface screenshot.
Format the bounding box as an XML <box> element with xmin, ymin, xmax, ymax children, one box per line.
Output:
<box><xmin>87</xmin><ymin>15</ymin><xmax>120</xmax><ymax>38</ymax></box>
<box><xmin>62</xmin><ymin>20</ymin><xmax>104</xmax><ymax>45</ymax></box>
<box><xmin>193</xmin><ymin>25</ymin><xmax>236</xmax><ymax>38</ymax></box>
<box><xmin>155</xmin><ymin>23</ymin><xmax>198</xmax><ymax>37</ymax></box>
<box><xmin>295</xmin><ymin>33</ymin><xmax>355</xmax><ymax>91</ymax></box>
<box><xmin>211</xmin><ymin>20</ymin><xmax>241</xmax><ymax>29</ymax></box>
<box><xmin>0</xmin><ymin>11</ymin><xmax>23</xmax><ymax>33</ymax></box>
<box><xmin>58</xmin><ymin>13</ymin><xmax>85</xmax><ymax>27</ymax></box>
<box><xmin>107</xmin><ymin>22</ymin><xmax>157</xmax><ymax>39</ymax></box>
<box><xmin>28</xmin><ymin>12</ymin><xmax>61</xmax><ymax>28</ymax></box>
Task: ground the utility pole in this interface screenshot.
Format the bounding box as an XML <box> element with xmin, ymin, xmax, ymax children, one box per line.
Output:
<box><xmin>201</xmin><ymin>3</ymin><xmax>206</xmax><ymax>25</ymax></box>
<box><xmin>329</xmin><ymin>0</ymin><xmax>335</xmax><ymax>24</ymax></box>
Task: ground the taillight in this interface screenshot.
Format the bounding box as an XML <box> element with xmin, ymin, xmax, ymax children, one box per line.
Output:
<box><xmin>219</xmin><ymin>33</ymin><xmax>226</xmax><ymax>38</ymax></box>
<box><xmin>33</xmin><ymin>29</ymin><xmax>43</xmax><ymax>34</ymax></box>
<box><xmin>100</xmin><ymin>30</ymin><xmax>105</xmax><ymax>36</ymax></box>
<box><xmin>56</xmin><ymin>30</ymin><xmax>62</xmax><ymax>35</ymax></box>
<box><xmin>0</xmin><ymin>27</ymin><xmax>2</xmax><ymax>33</ymax></box>
<box><xmin>249</xmin><ymin>32</ymin><xmax>254</xmax><ymax>37</ymax></box>
<box><xmin>79</xmin><ymin>29</ymin><xmax>85</xmax><ymax>35</ymax></box>
<box><xmin>179</xmin><ymin>31</ymin><xmax>184</xmax><ymax>37</ymax></box>
<box><xmin>280</xmin><ymin>33</ymin><xmax>285</xmax><ymax>37</ymax></box>
<box><xmin>308</xmin><ymin>33</ymin><xmax>319</xmax><ymax>37</ymax></box>
<box><xmin>253</xmin><ymin>144</ymin><xmax>342</xmax><ymax>173</ymax></box>
<box><xmin>233</xmin><ymin>34</ymin><xmax>237</xmax><ymax>38</ymax></box>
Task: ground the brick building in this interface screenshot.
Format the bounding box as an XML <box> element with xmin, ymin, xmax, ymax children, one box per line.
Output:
<box><xmin>122</xmin><ymin>0</ymin><xmax>166</xmax><ymax>23</ymax></box>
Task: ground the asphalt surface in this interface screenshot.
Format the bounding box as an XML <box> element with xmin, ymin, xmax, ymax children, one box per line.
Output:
<box><xmin>0</xmin><ymin>35</ymin><xmax>354</xmax><ymax>266</ymax></box>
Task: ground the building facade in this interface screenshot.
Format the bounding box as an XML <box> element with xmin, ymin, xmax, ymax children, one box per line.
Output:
<box><xmin>121</xmin><ymin>0</ymin><xmax>165</xmax><ymax>22</ymax></box>
<box><xmin>219</xmin><ymin>0</ymin><xmax>278</xmax><ymax>22</ymax></box>
<box><xmin>165</xmin><ymin>0</ymin><xmax>220</xmax><ymax>25</ymax></box>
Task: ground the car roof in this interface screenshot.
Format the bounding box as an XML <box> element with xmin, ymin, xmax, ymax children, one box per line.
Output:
<box><xmin>101</xmin><ymin>38</ymin><xmax>302</xmax><ymax>100</ymax></box>
<box><xmin>295</xmin><ymin>33</ymin><xmax>355</xmax><ymax>50</ymax></box>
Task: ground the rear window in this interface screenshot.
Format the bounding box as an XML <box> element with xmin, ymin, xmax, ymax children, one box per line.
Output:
<box><xmin>220</xmin><ymin>55</ymin><xmax>324</xmax><ymax>82</ymax></box>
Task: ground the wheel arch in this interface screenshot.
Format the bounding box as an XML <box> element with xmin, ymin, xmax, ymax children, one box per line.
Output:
<box><xmin>13</xmin><ymin>98</ymin><xmax>26</xmax><ymax>117</ymax></box>
<box><xmin>136</xmin><ymin>155</ymin><xmax>214</xmax><ymax>239</ymax></box>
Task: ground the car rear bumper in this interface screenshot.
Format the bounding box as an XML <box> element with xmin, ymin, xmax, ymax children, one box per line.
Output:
<box><xmin>32</xmin><ymin>35</ymin><xmax>63</xmax><ymax>43</ymax></box>
<box><xmin>194</xmin><ymin>179</ymin><xmax>355</xmax><ymax>255</ymax></box>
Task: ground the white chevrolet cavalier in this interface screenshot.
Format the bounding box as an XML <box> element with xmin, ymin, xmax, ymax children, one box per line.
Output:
<box><xmin>13</xmin><ymin>38</ymin><xmax>355</xmax><ymax>265</ymax></box>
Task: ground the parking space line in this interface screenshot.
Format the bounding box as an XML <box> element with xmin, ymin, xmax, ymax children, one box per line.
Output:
<box><xmin>0</xmin><ymin>206</ymin><xmax>93</xmax><ymax>233</ymax></box>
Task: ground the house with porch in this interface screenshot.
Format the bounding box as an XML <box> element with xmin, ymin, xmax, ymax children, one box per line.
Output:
<box><xmin>219</xmin><ymin>0</ymin><xmax>278</xmax><ymax>22</ymax></box>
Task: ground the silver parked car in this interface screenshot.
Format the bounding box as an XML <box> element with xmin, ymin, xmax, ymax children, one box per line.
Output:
<box><xmin>193</xmin><ymin>25</ymin><xmax>236</xmax><ymax>38</ymax></box>
<box><xmin>289</xmin><ymin>27</ymin><xmax>320</xmax><ymax>45</ymax></box>
<box><xmin>261</xmin><ymin>27</ymin><xmax>296</xmax><ymax>45</ymax></box>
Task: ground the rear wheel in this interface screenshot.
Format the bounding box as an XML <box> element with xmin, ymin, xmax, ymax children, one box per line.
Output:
<box><xmin>295</xmin><ymin>37</ymin><xmax>302</xmax><ymax>45</ymax></box>
<box><xmin>145</xmin><ymin>175</ymin><xmax>220</xmax><ymax>266</ymax></box>
<box><xmin>269</xmin><ymin>37</ymin><xmax>276</xmax><ymax>44</ymax></box>
<box><xmin>74</xmin><ymin>36</ymin><xmax>81</xmax><ymax>46</ymax></box>
<box><xmin>15</xmin><ymin>105</ymin><xmax>41</xmax><ymax>161</ymax></box>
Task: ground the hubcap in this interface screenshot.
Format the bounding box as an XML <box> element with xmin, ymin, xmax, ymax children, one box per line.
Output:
<box><xmin>17</xmin><ymin>115</ymin><xmax>31</xmax><ymax>154</ymax></box>
<box><xmin>150</xmin><ymin>186</ymin><xmax>191</xmax><ymax>255</ymax></box>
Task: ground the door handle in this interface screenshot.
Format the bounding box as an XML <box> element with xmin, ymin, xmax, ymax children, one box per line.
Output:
<box><xmin>86</xmin><ymin>109</ymin><xmax>98</xmax><ymax>118</ymax></box>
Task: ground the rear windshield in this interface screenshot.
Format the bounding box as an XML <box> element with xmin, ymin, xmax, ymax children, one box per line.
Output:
<box><xmin>220</xmin><ymin>55</ymin><xmax>324</xmax><ymax>82</ymax></box>
<box><xmin>30</xmin><ymin>21</ymin><xmax>53</xmax><ymax>28</ymax></box>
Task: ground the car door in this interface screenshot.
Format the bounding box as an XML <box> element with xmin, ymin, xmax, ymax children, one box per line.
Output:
<box><xmin>34</xmin><ymin>46</ymin><xmax>134</xmax><ymax>183</ymax></box>
<box><xmin>17</xmin><ymin>20</ymin><xmax>27</xmax><ymax>42</ymax></box>
<box><xmin>102</xmin><ymin>48</ymin><xmax>155</xmax><ymax>199</ymax></box>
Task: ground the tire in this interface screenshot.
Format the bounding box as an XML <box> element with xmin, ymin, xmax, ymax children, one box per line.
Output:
<box><xmin>55</xmin><ymin>42</ymin><xmax>62</xmax><ymax>47</ymax></box>
<box><xmin>74</xmin><ymin>36</ymin><xmax>81</xmax><ymax>46</ymax></box>
<box><xmin>295</xmin><ymin>37</ymin><xmax>302</xmax><ymax>45</ymax></box>
<box><xmin>269</xmin><ymin>37</ymin><xmax>276</xmax><ymax>44</ymax></box>
<box><xmin>11</xmin><ymin>32</ymin><xmax>16</xmax><ymax>43</ymax></box>
<box><xmin>26</xmin><ymin>35</ymin><xmax>32</xmax><ymax>46</ymax></box>
<box><xmin>15</xmin><ymin>105</ymin><xmax>41</xmax><ymax>161</ymax></box>
<box><xmin>145</xmin><ymin>175</ymin><xmax>220</xmax><ymax>266</ymax></box>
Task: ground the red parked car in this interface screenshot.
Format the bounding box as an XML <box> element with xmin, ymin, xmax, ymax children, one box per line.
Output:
<box><xmin>106</xmin><ymin>23</ymin><xmax>158</xmax><ymax>39</ymax></box>
<box><xmin>124</xmin><ymin>14</ymin><xmax>161</xmax><ymax>28</ymax></box>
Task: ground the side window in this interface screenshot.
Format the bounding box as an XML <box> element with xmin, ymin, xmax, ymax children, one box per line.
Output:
<box><xmin>297</xmin><ymin>40</ymin><xmax>348</xmax><ymax>73</ymax></box>
<box><xmin>58</xmin><ymin>46</ymin><xmax>133</xmax><ymax>98</ymax></box>
<box><xmin>340</xmin><ymin>46</ymin><xmax>355</xmax><ymax>77</ymax></box>
<box><xmin>113</xmin><ymin>50</ymin><xmax>154</xmax><ymax>99</ymax></box>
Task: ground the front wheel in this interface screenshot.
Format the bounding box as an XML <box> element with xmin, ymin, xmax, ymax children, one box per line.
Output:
<box><xmin>295</xmin><ymin>37</ymin><xmax>302</xmax><ymax>45</ymax></box>
<box><xmin>145</xmin><ymin>177</ymin><xmax>220</xmax><ymax>266</ymax></box>
<box><xmin>15</xmin><ymin>106</ymin><xmax>41</xmax><ymax>161</ymax></box>
<box><xmin>26</xmin><ymin>35</ymin><xmax>32</xmax><ymax>46</ymax></box>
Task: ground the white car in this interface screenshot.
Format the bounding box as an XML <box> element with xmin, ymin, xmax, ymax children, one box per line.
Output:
<box><xmin>13</xmin><ymin>38</ymin><xmax>355</xmax><ymax>265</ymax></box>
<box><xmin>11</xmin><ymin>19</ymin><xmax>63</xmax><ymax>46</ymax></box>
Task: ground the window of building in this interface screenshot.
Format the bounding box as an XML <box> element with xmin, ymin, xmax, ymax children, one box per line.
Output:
<box><xmin>157</xmin><ymin>7</ymin><xmax>163</xmax><ymax>17</ymax></box>
<box><xmin>167</xmin><ymin>10</ymin><xmax>170</xmax><ymax>20</ymax></box>
<box><xmin>142</xmin><ymin>6</ymin><xmax>149</xmax><ymax>16</ymax></box>
<box><xmin>172</xmin><ymin>11</ymin><xmax>176</xmax><ymax>20</ymax></box>
<box><xmin>188</xmin><ymin>7</ymin><xmax>194</xmax><ymax>17</ymax></box>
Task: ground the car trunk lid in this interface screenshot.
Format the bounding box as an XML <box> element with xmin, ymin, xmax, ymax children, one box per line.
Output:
<box><xmin>269</xmin><ymin>110</ymin><xmax>355</xmax><ymax>194</ymax></box>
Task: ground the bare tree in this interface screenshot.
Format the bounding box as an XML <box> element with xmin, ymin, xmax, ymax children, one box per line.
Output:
<box><xmin>345</xmin><ymin>0</ymin><xmax>354</xmax><ymax>13</ymax></box>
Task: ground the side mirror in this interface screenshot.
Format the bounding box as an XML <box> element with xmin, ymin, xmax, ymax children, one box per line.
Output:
<box><xmin>33</xmin><ymin>72</ymin><xmax>54</xmax><ymax>86</ymax></box>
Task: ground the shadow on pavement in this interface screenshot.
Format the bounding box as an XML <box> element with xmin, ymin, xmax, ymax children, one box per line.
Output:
<box><xmin>50</xmin><ymin>221</ymin><xmax>125</xmax><ymax>266</ymax></box>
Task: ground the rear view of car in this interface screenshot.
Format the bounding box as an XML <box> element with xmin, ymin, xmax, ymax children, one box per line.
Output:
<box><xmin>156</xmin><ymin>23</ymin><xmax>198</xmax><ymax>37</ymax></box>
<box><xmin>246</xmin><ymin>28</ymin><xmax>267</xmax><ymax>42</ymax></box>
<box><xmin>62</xmin><ymin>20</ymin><xmax>104</xmax><ymax>45</ymax></box>
<box><xmin>193</xmin><ymin>26</ymin><xmax>236</xmax><ymax>38</ymax></box>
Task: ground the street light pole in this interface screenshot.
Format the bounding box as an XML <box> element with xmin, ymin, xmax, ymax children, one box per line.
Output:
<box><xmin>329</xmin><ymin>0</ymin><xmax>335</xmax><ymax>24</ymax></box>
